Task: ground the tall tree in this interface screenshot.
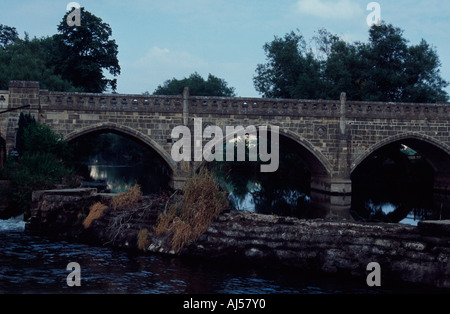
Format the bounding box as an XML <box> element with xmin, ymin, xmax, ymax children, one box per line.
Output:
<box><xmin>153</xmin><ymin>72</ymin><xmax>236</xmax><ymax>97</ymax></box>
<box><xmin>254</xmin><ymin>23</ymin><xmax>449</xmax><ymax>103</ymax></box>
<box><xmin>0</xmin><ymin>34</ymin><xmax>80</xmax><ymax>91</ymax></box>
<box><xmin>0</xmin><ymin>24</ymin><xmax>19</xmax><ymax>49</ymax></box>
<box><xmin>54</xmin><ymin>8</ymin><xmax>120</xmax><ymax>93</ymax></box>
<box><xmin>253</xmin><ymin>31</ymin><xmax>324</xmax><ymax>99</ymax></box>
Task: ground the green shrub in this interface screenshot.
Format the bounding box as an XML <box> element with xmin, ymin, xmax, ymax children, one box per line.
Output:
<box><xmin>4</xmin><ymin>115</ymin><xmax>75</xmax><ymax>217</ymax></box>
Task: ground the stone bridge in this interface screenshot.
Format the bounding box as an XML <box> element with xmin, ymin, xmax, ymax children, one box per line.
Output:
<box><xmin>1</xmin><ymin>81</ymin><xmax>450</xmax><ymax>217</ymax></box>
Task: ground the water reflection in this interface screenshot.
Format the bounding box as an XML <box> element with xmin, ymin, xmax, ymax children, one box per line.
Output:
<box><xmin>70</xmin><ymin>132</ymin><xmax>171</xmax><ymax>195</ymax></box>
<box><xmin>83</xmin><ymin>163</ymin><xmax>170</xmax><ymax>195</ymax></box>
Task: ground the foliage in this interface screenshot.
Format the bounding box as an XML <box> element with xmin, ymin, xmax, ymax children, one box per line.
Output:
<box><xmin>0</xmin><ymin>24</ymin><xmax>19</xmax><ymax>49</ymax></box>
<box><xmin>254</xmin><ymin>31</ymin><xmax>324</xmax><ymax>99</ymax></box>
<box><xmin>155</xmin><ymin>169</ymin><xmax>228</xmax><ymax>253</ymax></box>
<box><xmin>3</xmin><ymin>115</ymin><xmax>75</xmax><ymax>215</ymax></box>
<box><xmin>83</xmin><ymin>202</ymin><xmax>108</xmax><ymax>228</ymax></box>
<box><xmin>0</xmin><ymin>34</ymin><xmax>81</xmax><ymax>91</ymax></box>
<box><xmin>53</xmin><ymin>8</ymin><xmax>121</xmax><ymax>92</ymax></box>
<box><xmin>254</xmin><ymin>23</ymin><xmax>449</xmax><ymax>102</ymax></box>
<box><xmin>153</xmin><ymin>72</ymin><xmax>236</xmax><ymax>97</ymax></box>
<box><xmin>0</xmin><ymin>7</ymin><xmax>120</xmax><ymax>93</ymax></box>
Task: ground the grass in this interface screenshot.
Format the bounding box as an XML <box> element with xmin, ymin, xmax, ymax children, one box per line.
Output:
<box><xmin>155</xmin><ymin>169</ymin><xmax>228</xmax><ymax>253</ymax></box>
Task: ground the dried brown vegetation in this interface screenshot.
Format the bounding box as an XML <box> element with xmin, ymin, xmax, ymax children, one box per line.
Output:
<box><xmin>137</xmin><ymin>228</ymin><xmax>150</xmax><ymax>250</ymax></box>
<box><xmin>83</xmin><ymin>202</ymin><xmax>108</xmax><ymax>228</ymax></box>
<box><xmin>111</xmin><ymin>184</ymin><xmax>142</xmax><ymax>210</ymax></box>
<box><xmin>155</xmin><ymin>169</ymin><xmax>228</xmax><ymax>253</ymax></box>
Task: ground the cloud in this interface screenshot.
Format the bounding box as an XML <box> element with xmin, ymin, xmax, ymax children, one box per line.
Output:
<box><xmin>117</xmin><ymin>46</ymin><xmax>209</xmax><ymax>94</ymax></box>
<box><xmin>295</xmin><ymin>0</ymin><xmax>363</xmax><ymax>19</ymax></box>
<box><xmin>135</xmin><ymin>46</ymin><xmax>208</xmax><ymax>73</ymax></box>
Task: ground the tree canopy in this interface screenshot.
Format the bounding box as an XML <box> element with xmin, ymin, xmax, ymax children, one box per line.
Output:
<box><xmin>153</xmin><ymin>72</ymin><xmax>236</xmax><ymax>97</ymax></box>
<box><xmin>54</xmin><ymin>8</ymin><xmax>120</xmax><ymax>92</ymax></box>
<box><xmin>253</xmin><ymin>23</ymin><xmax>449</xmax><ymax>103</ymax></box>
<box><xmin>0</xmin><ymin>7</ymin><xmax>120</xmax><ymax>93</ymax></box>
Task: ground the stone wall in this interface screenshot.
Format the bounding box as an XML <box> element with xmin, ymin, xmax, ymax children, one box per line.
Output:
<box><xmin>28</xmin><ymin>188</ymin><xmax>450</xmax><ymax>290</ymax></box>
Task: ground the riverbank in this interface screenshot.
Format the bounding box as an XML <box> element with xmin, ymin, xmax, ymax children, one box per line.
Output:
<box><xmin>27</xmin><ymin>188</ymin><xmax>450</xmax><ymax>291</ymax></box>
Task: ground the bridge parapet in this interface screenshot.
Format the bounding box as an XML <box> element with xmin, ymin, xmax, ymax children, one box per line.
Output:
<box><xmin>40</xmin><ymin>91</ymin><xmax>184</xmax><ymax>113</ymax></box>
<box><xmin>38</xmin><ymin>89</ymin><xmax>450</xmax><ymax>120</ymax></box>
<box><xmin>188</xmin><ymin>96</ymin><xmax>341</xmax><ymax>117</ymax></box>
<box><xmin>346</xmin><ymin>100</ymin><xmax>450</xmax><ymax>120</ymax></box>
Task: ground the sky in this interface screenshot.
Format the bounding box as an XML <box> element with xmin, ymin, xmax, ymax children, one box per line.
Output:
<box><xmin>2</xmin><ymin>0</ymin><xmax>450</xmax><ymax>98</ymax></box>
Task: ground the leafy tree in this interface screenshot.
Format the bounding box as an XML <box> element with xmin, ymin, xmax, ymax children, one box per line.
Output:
<box><xmin>53</xmin><ymin>8</ymin><xmax>120</xmax><ymax>92</ymax></box>
<box><xmin>153</xmin><ymin>72</ymin><xmax>236</xmax><ymax>97</ymax></box>
<box><xmin>254</xmin><ymin>23</ymin><xmax>449</xmax><ymax>103</ymax></box>
<box><xmin>0</xmin><ymin>24</ymin><xmax>19</xmax><ymax>49</ymax></box>
<box><xmin>0</xmin><ymin>34</ymin><xmax>80</xmax><ymax>91</ymax></box>
<box><xmin>253</xmin><ymin>31</ymin><xmax>324</xmax><ymax>99</ymax></box>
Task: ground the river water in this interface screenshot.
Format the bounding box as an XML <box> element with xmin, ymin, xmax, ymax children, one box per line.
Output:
<box><xmin>0</xmin><ymin>215</ymin><xmax>434</xmax><ymax>295</ymax></box>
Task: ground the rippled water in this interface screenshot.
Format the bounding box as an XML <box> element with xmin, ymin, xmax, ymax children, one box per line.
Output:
<box><xmin>0</xmin><ymin>216</ymin><xmax>436</xmax><ymax>295</ymax></box>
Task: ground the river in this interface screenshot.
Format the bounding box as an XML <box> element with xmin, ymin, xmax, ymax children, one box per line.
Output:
<box><xmin>0</xmin><ymin>215</ymin><xmax>434</xmax><ymax>295</ymax></box>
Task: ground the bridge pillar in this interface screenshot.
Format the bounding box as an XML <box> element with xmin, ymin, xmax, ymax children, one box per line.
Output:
<box><xmin>3</xmin><ymin>81</ymin><xmax>40</xmax><ymax>152</ymax></box>
<box><xmin>172</xmin><ymin>161</ymin><xmax>191</xmax><ymax>190</ymax></box>
<box><xmin>308</xmin><ymin>92</ymin><xmax>353</xmax><ymax>219</ymax></box>
<box><xmin>310</xmin><ymin>176</ymin><xmax>352</xmax><ymax>219</ymax></box>
<box><xmin>311</xmin><ymin>176</ymin><xmax>352</xmax><ymax>195</ymax></box>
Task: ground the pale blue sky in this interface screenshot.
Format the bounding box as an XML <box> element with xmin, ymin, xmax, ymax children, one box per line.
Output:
<box><xmin>2</xmin><ymin>0</ymin><xmax>450</xmax><ymax>98</ymax></box>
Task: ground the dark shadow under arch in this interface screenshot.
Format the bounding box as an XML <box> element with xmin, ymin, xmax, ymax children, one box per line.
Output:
<box><xmin>198</xmin><ymin>125</ymin><xmax>332</xmax><ymax>178</ymax></box>
<box><xmin>65</xmin><ymin>122</ymin><xmax>176</xmax><ymax>174</ymax></box>
<box><xmin>352</xmin><ymin>132</ymin><xmax>450</xmax><ymax>175</ymax></box>
<box><xmin>350</xmin><ymin>133</ymin><xmax>450</xmax><ymax>223</ymax></box>
<box><xmin>65</xmin><ymin>123</ymin><xmax>174</xmax><ymax>193</ymax></box>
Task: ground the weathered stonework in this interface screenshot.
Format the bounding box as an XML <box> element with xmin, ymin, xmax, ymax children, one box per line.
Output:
<box><xmin>1</xmin><ymin>81</ymin><xmax>450</xmax><ymax>196</ymax></box>
<box><xmin>28</xmin><ymin>188</ymin><xmax>450</xmax><ymax>290</ymax></box>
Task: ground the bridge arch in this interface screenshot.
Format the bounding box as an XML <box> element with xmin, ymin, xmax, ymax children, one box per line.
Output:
<box><xmin>64</xmin><ymin>122</ymin><xmax>176</xmax><ymax>173</ymax></box>
<box><xmin>199</xmin><ymin>124</ymin><xmax>333</xmax><ymax>177</ymax></box>
<box><xmin>351</xmin><ymin>132</ymin><xmax>450</xmax><ymax>175</ymax></box>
